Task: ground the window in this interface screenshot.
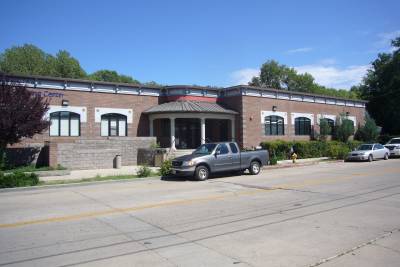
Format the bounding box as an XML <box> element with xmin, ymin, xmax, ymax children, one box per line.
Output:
<box><xmin>229</xmin><ymin>143</ymin><xmax>238</xmax><ymax>154</ymax></box>
<box><xmin>264</xmin><ymin>116</ymin><xmax>284</xmax><ymax>136</ymax></box>
<box><xmin>295</xmin><ymin>117</ymin><xmax>311</xmax><ymax>135</ymax></box>
<box><xmin>50</xmin><ymin>111</ymin><xmax>80</xmax><ymax>136</ymax></box>
<box><xmin>320</xmin><ymin>118</ymin><xmax>334</xmax><ymax>135</ymax></box>
<box><xmin>101</xmin><ymin>113</ymin><xmax>127</xmax><ymax>136</ymax></box>
<box><xmin>217</xmin><ymin>144</ymin><xmax>229</xmax><ymax>154</ymax></box>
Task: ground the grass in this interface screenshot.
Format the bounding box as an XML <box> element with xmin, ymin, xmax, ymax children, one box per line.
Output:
<box><xmin>3</xmin><ymin>164</ymin><xmax>67</xmax><ymax>173</ymax></box>
<box><xmin>39</xmin><ymin>171</ymin><xmax>160</xmax><ymax>186</ymax></box>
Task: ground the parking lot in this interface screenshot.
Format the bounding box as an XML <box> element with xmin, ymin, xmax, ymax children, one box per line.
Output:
<box><xmin>1</xmin><ymin>159</ymin><xmax>400</xmax><ymax>267</ymax></box>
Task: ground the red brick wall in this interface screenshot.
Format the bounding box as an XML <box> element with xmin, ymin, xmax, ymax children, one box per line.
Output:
<box><xmin>240</xmin><ymin>96</ymin><xmax>365</xmax><ymax>148</ymax></box>
<box><xmin>21</xmin><ymin>87</ymin><xmax>159</xmax><ymax>144</ymax></box>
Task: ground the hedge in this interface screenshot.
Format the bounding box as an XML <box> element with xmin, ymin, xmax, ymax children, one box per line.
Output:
<box><xmin>260</xmin><ymin>140</ymin><xmax>362</xmax><ymax>160</ymax></box>
<box><xmin>0</xmin><ymin>171</ymin><xmax>39</xmax><ymax>188</ymax></box>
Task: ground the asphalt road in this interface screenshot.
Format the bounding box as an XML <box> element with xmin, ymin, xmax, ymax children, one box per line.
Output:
<box><xmin>1</xmin><ymin>159</ymin><xmax>400</xmax><ymax>267</ymax></box>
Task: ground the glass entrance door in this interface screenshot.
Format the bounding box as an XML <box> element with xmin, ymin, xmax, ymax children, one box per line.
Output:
<box><xmin>175</xmin><ymin>118</ymin><xmax>201</xmax><ymax>149</ymax></box>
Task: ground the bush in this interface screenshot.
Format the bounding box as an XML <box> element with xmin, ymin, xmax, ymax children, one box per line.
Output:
<box><xmin>269</xmin><ymin>156</ymin><xmax>278</xmax><ymax>165</ymax></box>
<box><xmin>260</xmin><ymin>140</ymin><xmax>363</xmax><ymax>160</ymax></box>
<box><xmin>0</xmin><ymin>171</ymin><xmax>39</xmax><ymax>188</ymax></box>
<box><xmin>355</xmin><ymin>115</ymin><xmax>380</xmax><ymax>142</ymax></box>
<box><xmin>159</xmin><ymin>159</ymin><xmax>172</xmax><ymax>176</ymax></box>
<box><xmin>137</xmin><ymin>165</ymin><xmax>152</xmax><ymax>178</ymax></box>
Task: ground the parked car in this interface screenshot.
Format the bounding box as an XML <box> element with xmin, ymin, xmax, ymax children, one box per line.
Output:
<box><xmin>346</xmin><ymin>143</ymin><xmax>390</xmax><ymax>162</ymax></box>
<box><xmin>171</xmin><ymin>142</ymin><xmax>269</xmax><ymax>181</ymax></box>
<box><xmin>384</xmin><ymin>137</ymin><xmax>400</xmax><ymax>157</ymax></box>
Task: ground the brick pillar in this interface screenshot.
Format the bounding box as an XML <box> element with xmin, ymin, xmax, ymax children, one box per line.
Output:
<box><xmin>48</xmin><ymin>141</ymin><xmax>58</xmax><ymax>168</ymax></box>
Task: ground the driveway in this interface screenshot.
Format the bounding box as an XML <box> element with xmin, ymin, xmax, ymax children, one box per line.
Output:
<box><xmin>0</xmin><ymin>160</ymin><xmax>400</xmax><ymax>266</ymax></box>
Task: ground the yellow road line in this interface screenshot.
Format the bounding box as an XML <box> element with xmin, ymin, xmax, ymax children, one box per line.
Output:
<box><xmin>0</xmin><ymin>189</ymin><xmax>264</xmax><ymax>229</ymax></box>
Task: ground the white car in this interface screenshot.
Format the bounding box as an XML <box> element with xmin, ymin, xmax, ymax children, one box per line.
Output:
<box><xmin>346</xmin><ymin>143</ymin><xmax>390</xmax><ymax>162</ymax></box>
<box><xmin>385</xmin><ymin>138</ymin><xmax>400</xmax><ymax>157</ymax></box>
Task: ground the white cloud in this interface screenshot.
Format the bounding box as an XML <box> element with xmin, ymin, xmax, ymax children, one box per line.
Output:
<box><xmin>230</xmin><ymin>68</ymin><xmax>259</xmax><ymax>85</ymax></box>
<box><xmin>371</xmin><ymin>30</ymin><xmax>400</xmax><ymax>53</ymax></box>
<box><xmin>286</xmin><ymin>47</ymin><xmax>313</xmax><ymax>54</ymax></box>
<box><xmin>376</xmin><ymin>30</ymin><xmax>400</xmax><ymax>46</ymax></box>
<box><xmin>295</xmin><ymin>64</ymin><xmax>369</xmax><ymax>89</ymax></box>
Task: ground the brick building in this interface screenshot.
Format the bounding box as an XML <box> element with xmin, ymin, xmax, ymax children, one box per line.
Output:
<box><xmin>3</xmin><ymin>74</ymin><xmax>366</xmax><ymax>169</ymax></box>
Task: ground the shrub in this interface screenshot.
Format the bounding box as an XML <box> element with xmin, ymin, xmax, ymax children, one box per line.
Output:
<box><xmin>260</xmin><ymin>140</ymin><xmax>362</xmax><ymax>160</ymax></box>
<box><xmin>0</xmin><ymin>171</ymin><xmax>39</xmax><ymax>188</ymax></box>
<box><xmin>159</xmin><ymin>159</ymin><xmax>172</xmax><ymax>176</ymax></box>
<box><xmin>269</xmin><ymin>156</ymin><xmax>278</xmax><ymax>165</ymax></box>
<box><xmin>137</xmin><ymin>165</ymin><xmax>152</xmax><ymax>178</ymax></box>
<box><xmin>354</xmin><ymin>115</ymin><xmax>380</xmax><ymax>142</ymax></box>
<box><xmin>334</xmin><ymin>116</ymin><xmax>355</xmax><ymax>142</ymax></box>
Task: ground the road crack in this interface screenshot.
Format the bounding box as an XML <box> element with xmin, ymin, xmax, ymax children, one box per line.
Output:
<box><xmin>307</xmin><ymin>228</ymin><xmax>400</xmax><ymax>267</ymax></box>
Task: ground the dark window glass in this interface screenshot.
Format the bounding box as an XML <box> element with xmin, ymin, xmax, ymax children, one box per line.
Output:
<box><xmin>217</xmin><ymin>144</ymin><xmax>229</xmax><ymax>154</ymax></box>
<box><xmin>264</xmin><ymin>116</ymin><xmax>284</xmax><ymax>136</ymax></box>
<box><xmin>229</xmin><ymin>143</ymin><xmax>238</xmax><ymax>154</ymax></box>
<box><xmin>295</xmin><ymin>117</ymin><xmax>311</xmax><ymax>135</ymax></box>
<box><xmin>320</xmin><ymin>118</ymin><xmax>335</xmax><ymax>135</ymax></box>
<box><xmin>49</xmin><ymin>111</ymin><xmax>80</xmax><ymax>137</ymax></box>
<box><xmin>101</xmin><ymin>113</ymin><xmax>127</xmax><ymax>137</ymax></box>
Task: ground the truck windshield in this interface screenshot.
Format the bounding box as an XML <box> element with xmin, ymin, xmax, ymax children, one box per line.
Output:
<box><xmin>389</xmin><ymin>139</ymin><xmax>400</xmax><ymax>144</ymax></box>
<box><xmin>193</xmin><ymin>144</ymin><xmax>217</xmax><ymax>155</ymax></box>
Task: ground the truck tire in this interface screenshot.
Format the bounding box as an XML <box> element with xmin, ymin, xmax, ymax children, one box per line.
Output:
<box><xmin>249</xmin><ymin>161</ymin><xmax>261</xmax><ymax>175</ymax></box>
<box><xmin>194</xmin><ymin>166</ymin><xmax>209</xmax><ymax>181</ymax></box>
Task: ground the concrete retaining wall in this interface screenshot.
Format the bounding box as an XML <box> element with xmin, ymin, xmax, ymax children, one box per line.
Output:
<box><xmin>54</xmin><ymin>137</ymin><xmax>156</xmax><ymax>170</ymax></box>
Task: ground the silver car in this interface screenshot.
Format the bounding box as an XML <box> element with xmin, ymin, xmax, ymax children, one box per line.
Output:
<box><xmin>346</xmin><ymin>143</ymin><xmax>390</xmax><ymax>162</ymax></box>
<box><xmin>384</xmin><ymin>137</ymin><xmax>400</xmax><ymax>157</ymax></box>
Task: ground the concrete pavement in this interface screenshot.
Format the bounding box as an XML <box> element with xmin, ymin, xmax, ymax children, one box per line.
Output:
<box><xmin>0</xmin><ymin>159</ymin><xmax>399</xmax><ymax>266</ymax></box>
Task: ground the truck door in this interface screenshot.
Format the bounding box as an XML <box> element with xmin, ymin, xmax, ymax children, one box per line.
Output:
<box><xmin>213</xmin><ymin>143</ymin><xmax>233</xmax><ymax>172</ymax></box>
<box><xmin>229</xmin><ymin>142</ymin><xmax>241</xmax><ymax>170</ymax></box>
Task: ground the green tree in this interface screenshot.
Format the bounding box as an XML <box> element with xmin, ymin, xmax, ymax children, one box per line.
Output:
<box><xmin>249</xmin><ymin>59</ymin><xmax>360</xmax><ymax>99</ymax></box>
<box><xmin>89</xmin><ymin>70</ymin><xmax>140</xmax><ymax>84</ymax></box>
<box><xmin>0</xmin><ymin>44</ymin><xmax>53</xmax><ymax>76</ymax></box>
<box><xmin>50</xmin><ymin>50</ymin><xmax>86</xmax><ymax>78</ymax></box>
<box><xmin>319</xmin><ymin>119</ymin><xmax>332</xmax><ymax>141</ymax></box>
<box><xmin>356</xmin><ymin>37</ymin><xmax>400</xmax><ymax>134</ymax></box>
<box><xmin>354</xmin><ymin>114</ymin><xmax>380</xmax><ymax>142</ymax></box>
<box><xmin>334</xmin><ymin>114</ymin><xmax>355</xmax><ymax>142</ymax></box>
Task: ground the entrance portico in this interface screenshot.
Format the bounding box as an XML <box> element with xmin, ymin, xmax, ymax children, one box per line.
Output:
<box><xmin>144</xmin><ymin>101</ymin><xmax>237</xmax><ymax>150</ymax></box>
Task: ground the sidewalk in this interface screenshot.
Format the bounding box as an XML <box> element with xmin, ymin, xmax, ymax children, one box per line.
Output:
<box><xmin>41</xmin><ymin>166</ymin><xmax>160</xmax><ymax>182</ymax></box>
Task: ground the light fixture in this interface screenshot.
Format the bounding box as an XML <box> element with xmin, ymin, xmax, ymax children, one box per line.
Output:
<box><xmin>62</xmin><ymin>99</ymin><xmax>69</xmax><ymax>106</ymax></box>
<box><xmin>272</xmin><ymin>105</ymin><xmax>277</xmax><ymax>112</ymax></box>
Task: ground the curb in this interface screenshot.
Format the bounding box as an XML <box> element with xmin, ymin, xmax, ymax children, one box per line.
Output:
<box><xmin>263</xmin><ymin>159</ymin><xmax>342</xmax><ymax>170</ymax></box>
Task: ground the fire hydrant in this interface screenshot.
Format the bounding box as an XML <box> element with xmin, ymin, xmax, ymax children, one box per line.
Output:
<box><xmin>291</xmin><ymin>153</ymin><xmax>297</xmax><ymax>163</ymax></box>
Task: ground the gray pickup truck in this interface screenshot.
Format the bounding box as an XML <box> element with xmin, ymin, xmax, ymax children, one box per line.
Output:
<box><xmin>171</xmin><ymin>142</ymin><xmax>269</xmax><ymax>181</ymax></box>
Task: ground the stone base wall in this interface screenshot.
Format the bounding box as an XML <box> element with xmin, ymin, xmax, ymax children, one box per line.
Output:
<box><xmin>52</xmin><ymin>137</ymin><xmax>156</xmax><ymax>170</ymax></box>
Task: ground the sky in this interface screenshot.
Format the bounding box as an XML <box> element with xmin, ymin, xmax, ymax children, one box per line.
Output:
<box><xmin>1</xmin><ymin>0</ymin><xmax>399</xmax><ymax>89</ymax></box>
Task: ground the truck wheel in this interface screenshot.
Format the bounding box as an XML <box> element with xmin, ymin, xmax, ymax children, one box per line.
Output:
<box><xmin>195</xmin><ymin>166</ymin><xmax>209</xmax><ymax>181</ymax></box>
<box><xmin>249</xmin><ymin>161</ymin><xmax>261</xmax><ymax>175</ymax></box>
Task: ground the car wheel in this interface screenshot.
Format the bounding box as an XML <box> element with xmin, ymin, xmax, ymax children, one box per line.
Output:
<box><xmin>194</xmin><ymin>166</ymin><xmax>209</xmax><ymax>181</ymax></box>
<box><xmin>249</xmin><ymin>161</ymin><xmax>261</xmax><ymax>175</ymax></box>
<box><xmin>384</xmin><ymin>153</ymin><xmax>389</xmax><ymax>160</ymax></box>
<box><xmin>368</xmin><ymin>154</ymin><xmax>373</xmax><ymax>162</ymax></box>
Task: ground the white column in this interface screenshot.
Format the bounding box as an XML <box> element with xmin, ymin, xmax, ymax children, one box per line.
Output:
<box><xmin>231</xmin><ymin>119</ymin><xmax>235</xmax><ymax>141</ymax></box>
<box><xmin>201</xmin><ymin>118</ymin><xmax>206</xmax><ymax>144</ymax></box>
<box><xmin>170</xmin><ymin>117</ymin><xmax>176</xmax><ymax>150</ymax></box>
<box><xmin>149</xmin><ymin>118</ymin><xmax>154</xmax><ymax>137</ymax></box>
